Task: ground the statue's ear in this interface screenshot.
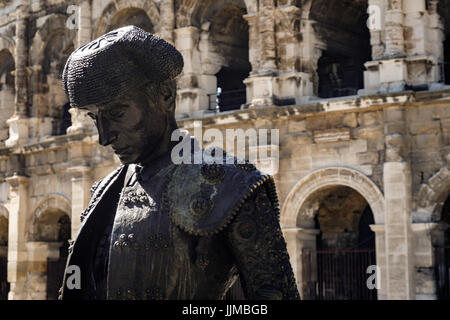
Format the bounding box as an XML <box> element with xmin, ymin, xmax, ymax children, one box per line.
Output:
<box><xmin>161</xmin><ymin>80</ymin><xmax>176</xmax><ymax>113</ymax></box>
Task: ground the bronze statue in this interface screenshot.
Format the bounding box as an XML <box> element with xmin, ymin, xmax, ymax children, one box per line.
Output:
<box><xmin>59</xmin><ymin>25</ymin><xmax>300</xmax><ymax>300</ymax></box>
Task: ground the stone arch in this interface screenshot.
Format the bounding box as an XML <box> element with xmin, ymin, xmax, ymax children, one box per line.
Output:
<box><xmin>416</xmin><ymin>167</ymin><xmax>450</xmax><ymax>221</ymax></box>
<box><xmin>32</xmin><ymin>194</ymin><xmax>71</xmax><ymax>221</ymax></box>
<box><xmin>29</xmin><ymin>194</ymin><xmax>71</xmax><ymax>242</ymax></box>
<box><xmin>176</xmin><ymin>0</ymin><xmax>256</xmax><ymax>28</ymax></box>
<box><xmin>0</xmin><ymin>204</ymin><xmax>8</xmax><ymax>220</ymax></box>
<box><xmin>30</xmin><ymin>14</ymin><xmax>76</xmax><ymax>68</ymax></box>
<box><xmin>0</xmin><ymin>36</ymin><xmax>15</xmax><ymax>59</ymax></box>
<box><xmin>281</xmin><ymin>167</ymin><xmax>385</xmax><ymax>228</ymax></box>
<box><xmin>29</xmin><ymin>14</ymin><xmax>75</xmax><ymax>132</ymax></box>
<box><xmin>94</xmin><ymin>0</ymin><xmax>160</xmax><ymax>38</ymax></box>
<box><xmin>302</xmin><ymin>0</ymin><xmax>371</xmax><ymax>98</ymax></box>
<box><xmin>27</xmin><ymin>195</ymin><xmax>71</xmax><ymax>300</ymax></box>
<box><xmin>0</xmin><ymin>204</ymin><xmax>8</xmax><ymax>245</ymax></box>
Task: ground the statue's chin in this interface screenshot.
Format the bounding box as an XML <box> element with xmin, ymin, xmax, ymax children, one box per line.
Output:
<box><xmin>116</xmin><ymin>152</ymin><xmax>140</xmax><ymax>165</ymax></box>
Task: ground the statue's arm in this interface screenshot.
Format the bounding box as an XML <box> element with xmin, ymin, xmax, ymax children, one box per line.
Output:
<box><xmin>224</xmin><ymin>182</ymin><xmax>300</xmax><ymax>300</ymax></box>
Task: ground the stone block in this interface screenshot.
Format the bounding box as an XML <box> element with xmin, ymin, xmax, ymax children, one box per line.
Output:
<box><xmin>387</xmin><ymin>237</ymin><xmax>407</xmax><ymax>253</ymax></box>
<box><xmin>386</xmin><ymin>225</ymin><xmax>407</xmax><ymax>238</ymax></box>
<box><xmin>409</xmin><ymin>121</ymin><xmax>441</xmax><ymax>135</ymax></box>
<box><xmin>313</xmin><ymin>128</ymin><xmax>351</xmax><ymax>144</ymax></box>
<box><xmin>342</xmin><ymin>113</ymin><xmax>358</xmax><ymax>128</ymax></box>
<box><xmin>359</xmin><ymin>111</ymin><xmax>380</xmax><ymax>127</ymax></box>
<box><xmin>357</xmin><ymin>151</ymin><xmax>380</xmax><ymax>165</ymax></box>
<box><xmin>287</xmin><ymin>119</ymin><xmax>306</xmax><ymax>133</ymax></box>
<box><xmin>349</xmin><ymin>139</ymin><xmax>368</xmax><ymax>153</ymax></box>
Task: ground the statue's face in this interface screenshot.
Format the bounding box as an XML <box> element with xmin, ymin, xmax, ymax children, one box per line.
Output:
<box><xmin>83</xmin><ymin>89</ymin><xmax>169</xmax><ymax>164</ymax></box>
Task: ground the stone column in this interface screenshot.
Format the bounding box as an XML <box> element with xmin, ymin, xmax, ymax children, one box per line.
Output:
<box><xmin>68</xmin><ymin>138</ymin><xmax>93</xmax><ymax>237</ymax></box>
<box><xmin>243</xmin><ymin>1</ymin><xmax>280</xmax><ymax>108</ymax></box>
<box><xmin>25</xmin><ymin>242</ymin><xmax>61</xmax><ymax>300</ymax></box>
<box><xmin>277</xmin><ymin>5</ymin><xmax>314</xmax><ymax>105</ymax></box>
<box><xmin>160</xmin><ymin>0</ymin><xmax>175</xmax><ymax>43</ymax></box>
<box><xmin>68</xmin><ymin>166</ymin><xmax>91</xmax><ymax>237</ymax></box>
<box><xmin>383</xmin><ymin>106</ymin><xmax>415</xmax><ymax>300</ymax></box>
<box><xmin>259</xmin><ymin>0</ymin><xmax>277</xmax><ymax>72</ymax></box>
<box><xmin>362</xmin><ymin>0</ymin><xmax>444</xmax><ymax>94</ymax></box>
<box><xmin>370</xmin><ymin>224</ymin><xmax>388</xmax><ymax>300</ymax></box>
<box><xmin>174</xmin><ymin>27</ymin><xmax>206</xmax><ymax>117</ymax></box>
<box><xmin>6</xmin><ymin>4</ymin><xmax>29</xmax><ymax>147</ymax></box>
<box><xmin>282</xmin><ymin>227</ymin><xmax>320</xmax><ymax>300</ymax></box>
<box><xmin>385</xmin><ymin>0</ymin><xmax>405</xmax><ymax>57</ymax></box>
<box><xmin>77</xmin><ymin>0</ymin><xmax>92</xmax><ymax>47</ymax></box>
<box><xmin>5</xmin><ymin>175</ymin><xmax>29</xmax><ymax>300</ymax></box>
<box><xmin>67</xmin><ymin>0</ymin><xmax>94</xmax><ymax>135</ymax></box>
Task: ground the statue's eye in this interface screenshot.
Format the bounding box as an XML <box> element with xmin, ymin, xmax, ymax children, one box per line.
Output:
<box><xmin>87</xmin><ymin>112</ymin><xmax>96</xmax><ymax>120</ymax></box>
<box><xmin>108</xmin><ymin>108</ymin><xmax>124</xmax><ymax>118</ymax></box>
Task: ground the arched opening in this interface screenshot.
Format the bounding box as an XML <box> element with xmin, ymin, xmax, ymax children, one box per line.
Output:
<box><xmin>0</xmin><ymin>49</ymin><xmax>14</xmax><ymax>143</ymax></box>
<box><xmin>209</xmin><ymin>4</ymin><xmax>250</xmax><ymax>111</ymax></box>
<box><xmin>434</xmin><ymin>195</ymin><xmax>450</xmax><ymax>300</ymax></box>
<box><xmin>197</xmin><ymin>2</ymin><xmax>250</xmax><ymax>112</ymax></box>
<box><xmin>33</xmin><ymin>29</ymin><xmax>74</xmax><ymax>136</ymax></box>
<box><xmin>31</xmin><ymin>209</ymin><xmax>71</xmax><ymax>300</ymax></box>
<box><xmin>0</xmin><ymin>213</ymin><xmax>8</xmax><ymax>300</ymax></box>
<box><xmin>301</xmin><ymin>186</ymin><xmax>377</xmax><ymax>300</ymax></box>
<box><xmin>311</xmin><ymin>0</ymin><xmax>371</xmax><ymax>98</ymax></box>
<box><xmin>106</xmin><ymin>7</ymin><xmax>154</xmax><ymax>33</ymax></box>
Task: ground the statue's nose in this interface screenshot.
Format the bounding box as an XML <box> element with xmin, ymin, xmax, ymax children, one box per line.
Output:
<box><xmin>97</xmin><ymin>114</ymin><xmax>117</xmax><ymax>146</ymax></box>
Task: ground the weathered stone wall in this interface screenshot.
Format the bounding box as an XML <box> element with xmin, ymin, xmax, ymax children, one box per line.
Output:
<box><xmin>0</xmin><ymin>0</ymin><xmax>448</xmax><ymax>300</ymax></box>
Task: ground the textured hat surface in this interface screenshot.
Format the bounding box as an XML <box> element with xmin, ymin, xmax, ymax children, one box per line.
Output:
<box><xmin>62</xmin><ymin>25</ymin><xmax>184</xmax><ymax>108</ymax></box>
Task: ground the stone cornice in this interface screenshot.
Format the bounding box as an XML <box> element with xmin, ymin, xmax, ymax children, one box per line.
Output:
<box><xmin>178</xmin><ymin>88</ymin><xmax>450</xmax><ymax>129</ymax></box>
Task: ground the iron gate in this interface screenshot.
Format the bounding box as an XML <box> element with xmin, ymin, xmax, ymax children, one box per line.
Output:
<box><xmin>302</xmin><ymin>248</ymin><xmax>377</xmax><ymax>300</ymax></box>
<box><xmin>46</xmin><ymin>243</ymin><xmax>69</xmax><ymax>300</ymax></box>
<box><xmin>0</xmin><ymin>256</ymin><xmax>8</xmax><ymax>300</ymax></box>
<box><xmin>435</xmin><ymin>246</ymin><xmax>450</xmax><ymax>300</ymax></box>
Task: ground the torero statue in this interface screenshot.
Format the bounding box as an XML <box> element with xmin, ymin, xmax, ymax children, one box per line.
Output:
<box><xmin>59</xmin><ymin>25</ymin><xmax>299</xmax><ymax>300</ymax></box>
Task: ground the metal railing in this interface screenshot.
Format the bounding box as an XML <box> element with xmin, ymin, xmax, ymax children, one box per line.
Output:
<box><xmin>301</xmin><ymin>248</ymin><xmax>377</xmax><ymax>300</ymax></box>
<box><xmin>435</xmin><ymin>245</ymin><xmax>450</xmax><ymax>300</ymax></box>
<box><xmin>208</xmin><ymin>88</ymin><xmax>246</xmax><ymax>112</ymax></box>
<box><xmin>0</xmin><ymin>256</ymin><xmax>8</xmax><ymax>300</ymax></box>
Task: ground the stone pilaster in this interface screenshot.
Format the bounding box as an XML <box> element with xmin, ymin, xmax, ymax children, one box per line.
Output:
<box><xmin>160</xmin><ymin>0</ymin><xmax>175</xmax><ymax>43</ymax></box>
<box><xmin>259</xmin><ymin>0</ymin><xmax>277</xmax><ymax>72</ymax></box>
<box><xmin>25</xmin><ymin>242</ymin><xmax>61</xmax><ymax>300</ymax></box>
<box><xmin>362</xmin><ymin>0</ymin><xmax>445</xmax><ymax>94</ymax></box>
<box><xmin>370</xmin><ymin>224</ymin><xmax>388</xmax><ymax>300</ymax></box>
<box><xmin>411</xmin><ymin>223</ymin><xmax>439</xmax><ymax>300</ymax></box>
<box><xmin>6</xmin><ymin>4</ymin><xmax>29</xmax><ymax>147</ymax></box>
<box><xmin>67</xmin><ymin>0</ymin><xmax>93</xmax><ymax>135</ymax></box>
<box><xmin>383</xmin><ymin>106</ymin><xmax>415</xmax><ymax>300</ymax></box>
<box><xmin>385</xmin><ymin>0</ymin><xmax>405</xmax><ymax>58</ymax></box>
<box><xmin>282</xmin><ymin>227</ymin><xmax>320</xmax><ymax>300</ymax></box>
<box><xmin>68</xmin><ymin>166</ymin><xmax>91</xmax><ymax>237</ymax></box>
<box><xmin>5</xmin><ymin>175</ymin><xmax>29</xmax><ymax>300</ymax></box>
<box><xmin>174</xmin><ymin>27</ymin><xmax>207</xmax><ymax>117</ymax></box>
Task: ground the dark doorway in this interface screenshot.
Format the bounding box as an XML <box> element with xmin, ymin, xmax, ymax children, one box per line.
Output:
<box><xmin>302</xmin><ymin>187</ymin><xmax>378</xmax><ymax>300</ymax></box>
<box><xmin>216</xmin><ymin>67</ymin><xmax>248</xmax><ymax>112</ymax></box>
<box><xmin>435</xmin><ymin>195</ymin><xmax>450</xmax><ymax>300</ymax></box>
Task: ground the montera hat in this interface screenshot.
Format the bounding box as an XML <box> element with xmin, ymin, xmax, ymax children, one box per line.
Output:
<box><xmin>62</xmin><ymin>25</ymin><xmax>184</xmax><ymax>108</ymax></box>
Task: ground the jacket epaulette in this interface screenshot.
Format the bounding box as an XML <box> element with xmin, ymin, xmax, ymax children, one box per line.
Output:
<box><xmin>163</xmin><ymin>161</ymin><xmax>273</xmax><ymax>236</ymax></box>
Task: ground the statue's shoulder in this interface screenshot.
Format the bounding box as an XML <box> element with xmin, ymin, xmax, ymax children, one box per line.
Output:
<box><xmin>164</xmin><ymin>156</ymin><xmax>272</xmax><ymax>236</ymax></box>
<box><xmin>80</xmin><ymin>164</ymin><xmax>126</xmax><ymax>222</ymax></box>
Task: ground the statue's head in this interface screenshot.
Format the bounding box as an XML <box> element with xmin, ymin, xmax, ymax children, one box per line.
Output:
<box><xmin>62</xmin><ymin>25</ymin><xmax>184</xmax><ymax>164</ymax></box>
